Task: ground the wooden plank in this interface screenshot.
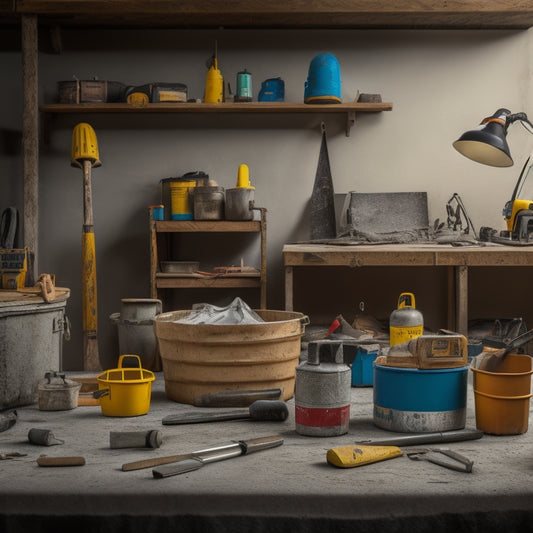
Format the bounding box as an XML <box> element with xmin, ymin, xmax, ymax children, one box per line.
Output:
<box><xmin>40</xmin><ymin>102</ymin><xmax>393</xmax><ymax>114</ymax></box>
<box><xmin>435</xmin><ymin>248</ymin><xmax>533</xmax><ymax>266</ymax></box>
<box><xmin>13</xmin><ymin>0</ymin><xmax>533</xmax><ymax>29</ymax></box>
<box><xmin>283</xmin><ymin>245</ymin><xmax>437</xmax><ymax>267</ymax></box>
<box><xmin>22</xmin><ymin>15</ymin><xmax>38</xmax><ymax>277</ymax></box>
<box><xmin>156</xmin><ymin>277</ymin><xmax>261</xmax><ymax>289</ymax></box>
<box><xmin>155</xmin><ymin>220</ymin><xmax>261</xmax><ymax>233</ymax></box>
<box><xmin>0</xmin><ymin>287</ymin><xmax>70</xmax><ymax>305</ymax></box>
<box><xmin>283</xmin><ymin>244</ymin><xmax>533</xmax><ymax>267</ymax></box>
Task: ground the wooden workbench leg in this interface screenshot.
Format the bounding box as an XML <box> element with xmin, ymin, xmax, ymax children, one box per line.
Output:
<box><xmin>285</xmin><ymin>266</ymin><xmax>293</xmax><ymax>311</ymax></box>
<box><xmin>455</xmin><ymin>265</ymin><xmax>468</xmax><ymax>336</ymax></box>
<box><xmin>447</xmin><ymin>266</ymin><xmax>455</xmax><ymax>330</ymax></box>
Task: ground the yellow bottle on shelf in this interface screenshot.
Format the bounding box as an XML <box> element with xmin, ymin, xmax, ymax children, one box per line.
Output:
<box><xmin>204</xmin><ymin>45</ymin><xmax>224</xmax><ymax>103</ymax></box>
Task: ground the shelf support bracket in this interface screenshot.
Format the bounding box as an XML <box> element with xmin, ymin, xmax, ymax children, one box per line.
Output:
<box><xmin>346</xmin><ymin>90</ymin><xmax>360</xmax><ymax>137</ymax></box>
<box><xmin>346</xmin><ymin>110</ymin><xmax>356</xmax><ymax>137</ymax></box>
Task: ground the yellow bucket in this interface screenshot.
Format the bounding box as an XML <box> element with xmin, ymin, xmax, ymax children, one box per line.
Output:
<box><xmin>95</xmin><ymin>354</ymin><xmax>155</xmax><ymax>417</ymax></box>
<box><xmin>471</xmin><ymin>353</ymin><xmax>533</xmax><ymax>435</ymax></box>
<box><xmin>170</xmin><ymin>180</ymin><xmax>195</xmax><ymax>220</ymax></box>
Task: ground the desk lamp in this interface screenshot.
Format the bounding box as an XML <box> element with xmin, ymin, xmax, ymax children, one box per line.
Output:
<box><xmin>453</xmin><ymin>108</ymin><xmax>533</xmax><ymax>244</ymax></box>
<box><xmin>453</xmin><ymin>108</ymin><xmax>533</xmax><ymax>167</ymax></box>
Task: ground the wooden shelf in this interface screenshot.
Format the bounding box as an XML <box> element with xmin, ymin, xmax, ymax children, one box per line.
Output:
<box><xmin>155</xmin><ymin>276</ymin><xmax>261</xmax><ymax>290</ymax></box>
<box><xmin>154</xmin><ymin>220</ymin><xmax>262</xmax><ymax>233</ymax></box>
<box><xmin>12</xmin><ymin>1</ymin><xmax>533</xmax><ymax>29</ymax></box>
<box><xmin>40</xmin><ymin>102</ymin><xmax>392</xmax><ymax>114</ymax></box>
<box><xmin>40</xmin><ymin>101</ymin><xmax>392</xmax><ymax>137</ymax></box>
<box><xmin>150</xmin><ymin>210</ymin><xmax>267</xmax><ymax>309</ymax></box>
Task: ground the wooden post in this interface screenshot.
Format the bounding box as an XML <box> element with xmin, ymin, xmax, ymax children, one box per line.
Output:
<box><xmin>285</xmin><ymin>266</ymin><xmax>293</xmax><ymax>311</ymax></box>
<box><xmin>22</xmin><ymin>15</ymin><xmax>39</xmax><ymax>278</ymax></box>
<box><xmin>455</xmin><ymin>265</ymin><xmax>469</xmax><ymax>336</ymax></box>
<box><xmin>260</xmin><ymin>207</ymin><xmax>267</xmax><ymax>309</ymax></box>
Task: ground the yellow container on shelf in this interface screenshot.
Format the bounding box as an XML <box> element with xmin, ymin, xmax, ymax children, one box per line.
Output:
<box><xmin>170</xmin><ymin>180</ymin><xmax>195</xmax><ymax>220</ymax></box>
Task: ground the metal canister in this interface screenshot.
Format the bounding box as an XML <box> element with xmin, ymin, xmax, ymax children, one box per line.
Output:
<box><xmin>295</xmin><ymin>340</ymin><xmax>351</xmax><ymax>437</ymax></box>
<box><xmin>389</xmin><ymin>292</ymin><xmax>424</xmax><ymax>346</ymax></box>
<box><xmin>235</xmin><ymin>69</ymin><xmax>252</xmax><ymax>102</ymax></box>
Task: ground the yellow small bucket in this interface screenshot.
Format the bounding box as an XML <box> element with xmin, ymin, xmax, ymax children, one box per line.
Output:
<box><xmin>95</xmin><ymin>354</ymin><xmax>155</xmax><ymax>417</ymax></box>
<box><xmin>170</xmin><ymin>180</ymin><xmax>195</xmax><ymax>220</ymax></box>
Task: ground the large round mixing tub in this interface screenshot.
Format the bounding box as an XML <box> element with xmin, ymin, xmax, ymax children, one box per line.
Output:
<box><xmin>154</xmin><ymin>309</ymin><xmax>309</xmax><ymax>404</ymax></box>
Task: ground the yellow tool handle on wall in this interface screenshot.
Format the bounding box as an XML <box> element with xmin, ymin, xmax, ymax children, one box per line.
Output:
<box><xmin>327</xmin><ymin>445</ymin><xmax>403</xmax><ymax>468</ymax></box>
<box><xmin>81</xmin><ymin>158</ymin><xmax>100</xmax><ymax>371</ymax></box>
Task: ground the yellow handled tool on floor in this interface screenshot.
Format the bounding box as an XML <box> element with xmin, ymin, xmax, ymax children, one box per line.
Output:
<box><xmin>327</xmin><ymin>445</ymin><xmax>403</xmax><ymax>468</ymax></box>
<box><xmin>71</xmin><ymin>123</ymin><xmax>101</xmax><ymax>371</ymax></box>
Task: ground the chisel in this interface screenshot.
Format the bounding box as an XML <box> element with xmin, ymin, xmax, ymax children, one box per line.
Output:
<box><xmin>162</xmin><ymin>400</ymin><xmax>288</xmax><ymax>425</ymax></box>
<box><xmin>152</xmin><ymin>435</ymin><xmax>283</xmax><ymax>478</ymax></box>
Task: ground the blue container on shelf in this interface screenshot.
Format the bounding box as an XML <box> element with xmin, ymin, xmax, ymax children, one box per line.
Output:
<box><xmin>351</xmin><ymin>345</ymin><xmax>380</xmax><ymax>387</ymax></box>
<box><xmin>304</xmin><ymin>53</ymin><xmax>342</xmax><ymax>104</ymax></box>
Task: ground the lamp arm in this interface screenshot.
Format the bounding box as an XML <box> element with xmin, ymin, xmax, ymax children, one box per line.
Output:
<box><xmin>507</xmin><ymin>112</ymin><xmax>533</xmax><ymax>131</ymax></box>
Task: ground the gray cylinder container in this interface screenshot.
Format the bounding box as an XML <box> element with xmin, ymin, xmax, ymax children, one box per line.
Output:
<box><xmin>295</xmin><ymin>339</ymin><xmax>351</xmax><ymax>436</ymax></box>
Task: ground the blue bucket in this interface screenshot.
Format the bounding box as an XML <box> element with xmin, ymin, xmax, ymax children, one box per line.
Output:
<box><xmin>373</xmin><ymin>363</ymin><xmax>468</xmax><ymax>433</ymax></box>
<box><xmin>304</xmin><ymin>53</ymin><xmax>342</xmax><ymax>104</ymax></box>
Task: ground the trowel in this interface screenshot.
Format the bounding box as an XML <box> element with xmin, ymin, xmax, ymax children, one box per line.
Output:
<box><xmin>474</xmin><ymin>327</ymin><xmax>533</xmax><ymax>372</ymax></box>
<box><xmin>309</xmin><ymin>123</ymin><xmax>336</xmax><ymax>240</ymax></box>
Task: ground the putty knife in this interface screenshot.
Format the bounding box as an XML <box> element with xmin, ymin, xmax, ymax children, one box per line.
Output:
<box><xmin>152</xmin><ymin>435</ymin><xmax>283</xmax><ymax>478</ymax></box>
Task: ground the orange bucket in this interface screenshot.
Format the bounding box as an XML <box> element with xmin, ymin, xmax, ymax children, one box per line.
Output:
<box><xmin>471</xmin><ymin>353</ymin><xmax>533</xmax><ymax>435</ymax></box>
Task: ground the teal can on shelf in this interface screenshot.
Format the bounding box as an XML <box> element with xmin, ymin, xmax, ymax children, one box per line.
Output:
<box><xmin>150</xmin><ymin>205</ymin><xmax>164</xmax><ymax>221</ymax></box>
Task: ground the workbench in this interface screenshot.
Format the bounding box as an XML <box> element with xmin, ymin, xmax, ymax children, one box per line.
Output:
<box><xmin>283</xmin><ymin>242</ymin><xmax>533</xmax><ymax>335</ymax></box>
<box><xmin>0</xmin><ymin>373</ymin><xmax>532</xmax><ymax>532</ymax></box>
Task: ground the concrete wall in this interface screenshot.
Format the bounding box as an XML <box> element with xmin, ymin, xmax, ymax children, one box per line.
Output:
<box><xmin>1</xmin><ymin>28</ymin><xmax>532</xmax><ymax>370</ymax></box>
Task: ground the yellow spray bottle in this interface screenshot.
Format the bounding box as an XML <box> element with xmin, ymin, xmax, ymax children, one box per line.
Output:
<box><xmin>204</xmin><ymin>42</ymin><xmax>224</xmax><ymax>103</ymax></box>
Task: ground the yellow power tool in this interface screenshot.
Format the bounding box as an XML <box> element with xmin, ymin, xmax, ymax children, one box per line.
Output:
<box><xmin>481</xmin><ymin>149</ymin><xmax>533</xmax><ymax>245</ymax></box>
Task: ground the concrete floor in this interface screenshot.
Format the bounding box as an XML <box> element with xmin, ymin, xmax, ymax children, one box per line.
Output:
<box><xmin>0</xmin><ymin>371</ymin><xmax>532</xmax><ymax>532</ymax></box>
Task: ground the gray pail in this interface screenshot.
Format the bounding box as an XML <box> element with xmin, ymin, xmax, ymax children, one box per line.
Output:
<box><xmin>0</xmin><ymin>297</ymin><xmax>69</xmax><ymax>408</ymax></box>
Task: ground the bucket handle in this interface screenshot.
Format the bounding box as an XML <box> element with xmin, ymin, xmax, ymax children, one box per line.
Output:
<box><xmin>118</xmin><ymin>354</ymin><xmax>142</xmax><ymax>369</ymax></box>
<box><xmin>299</xmin><ymin>315</ymin><xmax>310</xmax><ymax>333</ymax></box>
<box><xmin>93</xmin><ymin>388</ymin><xmax>110</xmax><ymax>399</ymax></box>
<box><xmin>398</xmin><ymin>292</ymin><xmax>415</xmax><ymax>309</ymax></box>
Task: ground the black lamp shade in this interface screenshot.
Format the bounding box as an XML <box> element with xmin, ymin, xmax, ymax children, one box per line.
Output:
<box><xmin>453</xmin><ymin>116</ymin><xmax>513</xmax><ymax>167</ymax></box>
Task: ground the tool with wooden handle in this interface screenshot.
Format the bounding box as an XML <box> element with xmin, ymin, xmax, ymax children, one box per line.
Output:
<box><xmin>476</xmin><ymin>327</ymin><xmax>533</xmax><ymax>372</ymax></box>
<box><xmin>162</xmin><ymin>400</ymin><xmax>289</xmax><ymax>425</ymax></box>
<box><xmin>193</xmin><ymin>388</ymin><xmax>282</xmax><ymax>407</ymax></box>
<box><xmin>152</xmin><ymin>435</ymin><xmax>283</xmax><ymax>478</ymax></box>
<box><xmin>122</xmin><ymin>435</ymin><xmax>281</xmax><ymax>472</ymax></box>
<box><xmin>71</xmin><ymin>123</ymin><xmax>101</xmax><ymax>371</ymax></box>
<box><xmin>37</xmin><ymin>456</ymin><xmax>86</xmax><ymax>467</ymax></box>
